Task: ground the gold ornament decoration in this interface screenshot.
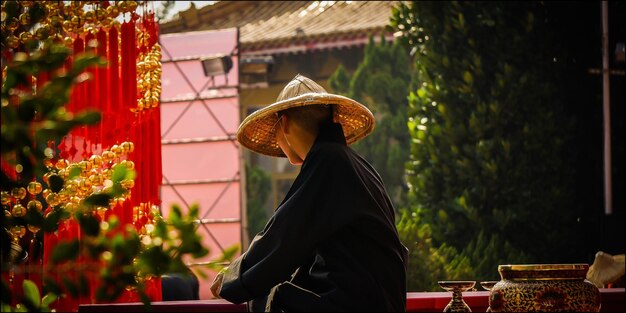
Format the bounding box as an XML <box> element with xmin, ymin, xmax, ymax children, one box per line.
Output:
<box><xmin>27</xmin><ymin>200</ymin><xmax>43</xmax><ymax>211</ymax></box>
<box><xmin>79</xmin><ymin>160</ymin><xmax>93</xmax><ymax>175</ymax></box>
<box><xmin>62</xmin><ymin>20</ymin><xmax>73</xmax><ymax>33</ymax></box>
<box><xmin>106</xmin><ymin>5</ymin><xmax>119</xmax><ymax>18</ymax></box>
<box><xmin>7</xmin><ymin>18</ymin><xmax>20</xmax><ymax>31</ymax></box>
<box><xmin>43</xmin><ymin>157</ymin><xmax>54</xmax><ymax>169</ymax></box>
<box><xmin>117</xmin><ymin>1</ymin><xmax>129</xmax><ymax>13</ymax></box>
<box><xmin>89</xmin><ymin>154</ymin><xmax>103</xmax><ymax>168</ymax></box>
<box><xmin>127</xmin><ymin>1</ymin><xmax>138</xmax><ymax>12</ymax></box>
<box><xmin>89</xmin><ymin>173</ymin><xmax>104</xmax><ymax>186</ymax></box>
<box><xmin>19</xmin><ymin>12</ymin><xmax>30</xmax><ymax>26</ymax></box>
<box><xmin>27</xmin><ymin>224</ymin><xmax>40</xmax><ymax>234</ymax></box>
<box><xmin>11</xmin><ymin>225</ymin><xmax>26</xmax><ymax>238</ymax></box>
<box><xmin>27</xmin><ymin>181</ymin><xmax>43</xmax><ymax>195</ymax></box>
<box><xmin>84</xmin><ymin>10</ymin><xmax>95</xmax><ymax>23</ymax></box>
<box><xmin>121</xmin><ymin>141</ymin><xmax>135</xmax><ymax>154</ymax></box>
<box><xmin>19</xmin><ymin>31</ymin><xmax>33</xmax><ymax>43</ymax></box>
<box><xmin>49</xmin><ymin>14</ymin><xmax>63</xmax><ymax>29</ymax></box>
<box><xmin>1</xmin><ymin>191</ymin><xmax>13</xmax><ymax>205</ymax></box>
<box><xmin>65</xmin><ymin>202</ymin><xmax>77</xmax><ymax>213</ymax></box>
<box><xmin>35</xmin><ymin>25</ymin><xmax>51</xmax><ymax>40</ymax></box>
<box><xmin>111</xmin><ymin>144</ymin><xmax>123</xmax><ymax>156</ymax></box>
<box><xmin>79</xmin><ymin>179</ymin><xmax>92</xmax><ymax>192</ymax></box>
<box><xmin>12</xmin><ymin>203</ymin><xmax>26</xmax><ymax>217</ymax></box>
<box><xmin>121</xmin><ymin>179</ymin><xmax>135</xmax><ymax>189</ymax></box>
<box><xmin>7</xmin><ymin>35</ymin><xmax>20</xmax><ymax>48</ymax></box>
<box><xmin>102</xmin><ymin>150</ymin><xmax>115</xmax><ymax>163</ymax></box>
<box><xmin>11</xmin><ymin>187</ymin><xmax>27</xmax><ymax>200</ymax></box>
<box><xmin>65</xmin><ymin>181</ymin><xmax>78</xmax><ymax>196</ymax></box>
<box><xmin>45</xmin><ymin>192</ymin><xmax>60</xmax><ymax>207</ymax></box>
<box><xmin>56</xmin><ymin>158</ymin><xmax>70</xmax><ymax>170</ymax></box>
<box><xmin>63</xmin><ymin>35</ymin><xmax>74</xmax><ymax>46</ymax></box>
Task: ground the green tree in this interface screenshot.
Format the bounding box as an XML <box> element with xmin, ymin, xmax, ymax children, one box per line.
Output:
<box><xmin>328</xmin><ymin>35</ymin><xmax>467</xmax><ymax>291</ymax></box>
<box><xmin>390</xmin><ymin>1</ymin><xmax>585</xmax><ymax>283</ymax></box>
<box><xmin>245</xmin><ymin>163</ymin><xmax>271</xmax><ymax>240</ymax></box>
<box><xmin>328</xmin><ymin>36</ymin><xmax>413</xmax><ymax>210</ymax></box>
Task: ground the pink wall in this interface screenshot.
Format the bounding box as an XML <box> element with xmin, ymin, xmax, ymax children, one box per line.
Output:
<box><xmin>159</xmin><ymin>28</ymin><xmax>241</xmax><ymax>300</ymax></box>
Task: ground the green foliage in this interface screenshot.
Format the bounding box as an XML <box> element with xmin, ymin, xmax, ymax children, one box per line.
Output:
<box><xmin>245</xmin><ymin>163</ymin><xmax>271</xmax><ymax>240</ymax></box>
<box><xmin>328</xmin><ymin>36</ymin><xmax>414</xmax><ymax>210</ymax></box>
<box><xmin>390</xmin><ymin>1</ymin><xmax>584</xmax><ymax>284</ymax></box>
<box><xmin>0</xmin><ymin>279</ymin><xmax>56</xmax><ymax>312</ymax></box>
<box><xmin>1</xmin><ymin>42</ymin><xmax>104</xmax><ymax>190</ymax></box>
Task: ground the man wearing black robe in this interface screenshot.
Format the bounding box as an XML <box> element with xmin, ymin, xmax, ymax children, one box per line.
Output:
<box><xmin>213</xmin><ymin>75</ymin><xmax>408</xmax><ymax>312</ymax></box>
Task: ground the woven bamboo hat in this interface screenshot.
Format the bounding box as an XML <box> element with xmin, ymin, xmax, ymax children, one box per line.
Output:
<box><xmin>237</xmin><ymin>74</ymin><xmax>375</xmax><ymax>157</ymax></box>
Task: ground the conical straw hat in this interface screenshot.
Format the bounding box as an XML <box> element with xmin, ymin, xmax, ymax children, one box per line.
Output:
<box><xmin>586</xmin><ymin>251</ymin><xmax>626</xmax><ymax>288</ymax></box>
<box><xmin>237</xmin><ymin>74</ymin><xmax>375</xmax><ymax>157</ymax></box>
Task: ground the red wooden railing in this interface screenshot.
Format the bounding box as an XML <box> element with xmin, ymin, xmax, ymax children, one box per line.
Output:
<box><xmin>79</xmin><ymin>288</ymin><xmax>625</xmax><ymax>312</ymax></box>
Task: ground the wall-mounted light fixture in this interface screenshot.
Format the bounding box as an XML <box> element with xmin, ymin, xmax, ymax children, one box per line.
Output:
<box><xmin>201</xmin><ymin>55</ymin><xmax>233</xmax><ymax>77</ymax></box>
<box><xmin>200</xmin><ymin>55</ymin><xmax>234</xmax><ymax>87</ymax></box>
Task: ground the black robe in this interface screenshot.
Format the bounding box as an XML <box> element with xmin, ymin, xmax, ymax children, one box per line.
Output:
<box><xmin>220</xmin><ymin>122</ymin><xmax>409</xmax><ymax>312</ymax></box>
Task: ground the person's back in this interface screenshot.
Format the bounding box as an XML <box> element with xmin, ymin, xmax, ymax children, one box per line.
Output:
<box><xmin>278</xmin><ymin>123</ymin><xmax>407</xmax><ymax>311</ymax></box>
<box><xmin>212</xmin><ymin>75</ymin><xmax>408</xmax><ymax>312</ymax></box>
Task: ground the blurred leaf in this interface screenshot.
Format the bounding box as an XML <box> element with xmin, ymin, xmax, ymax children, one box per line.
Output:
<box><xmin>28</xmin><ymin>3</ymin><xmax>48</xmax><ymax>25</ymax></box>
<box><xmin>42</xmin><ymin>278</ymin><xmax>61</xmax><ymax>296</ymax></box>
<box><xmin>43</xmin><ymin>208</ymin><xmax>68</xmax><ymax>232</ymax></box>
<box><xmin>170</xmin><ymin>205</ymin><xmax>182</xmax><ymax>223</ymax></box>
<box><xmin>14</xmin><ymin>303</ymin><xmax>28</xmax><ymax>312</ymax></box>
<box><xmin>17</xmin><ymin>98</ymin><xmax>37</xmax><ymax>122</ymax></box>
<box><xmin>84</xmin><ymin>193</ymin><xmax>112</xmax><ymax>208</ymax></box>
<box><xmin>51</xmin><ymin>240</ymin><xmax>79</xmax><ymax>263</ymax></box>
<box><xmin>74</xmin><ymin>110</ymin><xmax>102</xmax><ymax>125</ymax></box>
<box><xmin>61</xmin><ymin>277</ymin><xmax>79</xmax><ymax>298</ymax></box>
<box><xmin>1</xmin><ymin>303</ymin><xmax>11</xmax><ymax>313</ymax></box>
<box><xmin>76</xmin><ymin>213</ymin><xmax>100</xmax><ymax>237</ymax></box>
<box><xmin>111</xmin><ymin>164</ymin><xmax>128</xmax><ymax>182</ymax></box>
<box><xmin>137</xmin><ymin>246</ymin><xmax>170</xmax><ymax>275</ymax></box>
<box><xmin>24</xmin><ymin>207</ymin><xmax>44</xmax><ymax>229</ymax></box>
<box><xmin>70</xmin><ymin>54</ymin><xmax>105</xmax><ymax>75</ymax></box>
<box><xmin>67</xmin><ymin>165</ymin><xmax>82</xmax><ymax>179</ymax></box>
<box><xmin>41</xmin><ymin>293</ymin><xmax>58</xmax><ymax>308</ymax></box>
<box><xmin>48</xmin><ymin>174</ymin><xmax>64</xmax><ymax>193</ymax></box>
<box><xmin>220</xmin><ymin>244</ymin><xmax>240</xmax><ymax>262</ymax></box>
<box><xmin>22</xmin><ymin>280</ymin><xmax>41</xmax><ymax>309</ymax></box>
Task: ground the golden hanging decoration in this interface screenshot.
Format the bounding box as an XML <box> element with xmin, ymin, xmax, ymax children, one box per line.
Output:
<box><xmin>135</xmin><ymin>40</ymin><xmax>162</xmax><ymax>112</ymax></box>
<box><xmin>32</xmin><ymin>141</ymin><xmax>137</xmax><ymax>214</ymax></box>
<box><xmin>0</xmin><ymin>0</ymin><xmax>126</xmax><ymax>48</ymax></box>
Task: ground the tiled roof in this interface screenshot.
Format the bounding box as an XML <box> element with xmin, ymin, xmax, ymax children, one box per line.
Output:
<box><xmin>159</xmin><ymin>1</ymin><xmax>398</xmax><ymax>54</ymax></box>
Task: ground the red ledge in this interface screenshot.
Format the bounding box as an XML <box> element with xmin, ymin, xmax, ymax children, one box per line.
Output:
<box><xmin>79</xmin><ymin>288</ymin><xmax>625</xmax><ymax>312</ymax></box>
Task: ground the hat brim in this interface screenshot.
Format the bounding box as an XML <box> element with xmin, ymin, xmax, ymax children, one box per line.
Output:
<box><xmin>237</xmin><ymin>92</ymin><xmax>375</xmax><ymax>157</ymax></box>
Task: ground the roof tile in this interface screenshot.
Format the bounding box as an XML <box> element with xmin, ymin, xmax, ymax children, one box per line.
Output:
<box><xmin>160</xmin><ymin>1</ymin><xmax>398</xmax><ymax>53</ymax></box>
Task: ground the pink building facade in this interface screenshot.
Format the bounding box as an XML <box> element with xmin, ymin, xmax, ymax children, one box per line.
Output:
<box><xmin>159</xmin><ymin>28</ymin><xmax>243</xmax><ymax>299</ymax></box>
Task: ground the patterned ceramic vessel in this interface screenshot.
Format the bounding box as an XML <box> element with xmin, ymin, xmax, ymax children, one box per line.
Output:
<box><xmin>489</xmin><ymin>264</ymin><xmax>600</xmax><ymax>312</ymax></box>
